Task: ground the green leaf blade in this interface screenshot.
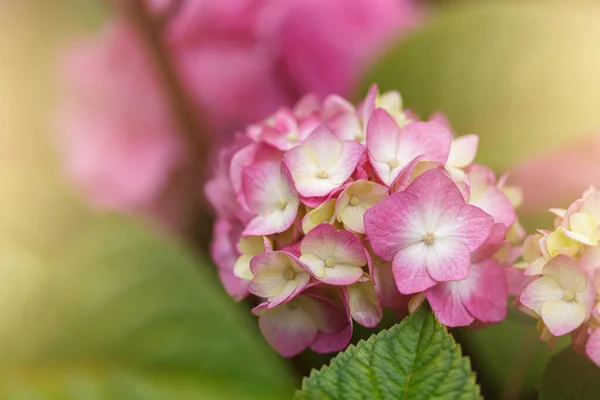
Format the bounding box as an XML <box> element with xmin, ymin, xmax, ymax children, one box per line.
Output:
<box><xmin>296</xmin><ymin>305</ymin><xmax>480</xmax><ymax>400</ymax></box>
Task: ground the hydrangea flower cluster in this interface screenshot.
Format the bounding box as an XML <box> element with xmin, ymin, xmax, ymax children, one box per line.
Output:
<box><xmin>207</xmin><ymin>85</ymin><xmax>523</xmax><ymax>357</ymax></box>
<box><xmin>517</xmin><ymin>187</ymin><xmax>600</xmax><ymax>367</ymax></box>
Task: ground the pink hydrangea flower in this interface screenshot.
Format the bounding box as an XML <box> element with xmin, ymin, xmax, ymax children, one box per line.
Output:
<box><xmin>284</xmin><ymin>126</ymin><xmax>364</xmax><ymax>198</ymax></box>
<box><xmin>299</xmin><ymin>223</ymin><xmax>367</xmax><ymax>285</ymax></box>
<box><xmin>249</xmin><ymin>251</ymin><xmax>310</xmax><ymax>308</ymax></box>
<box><xmin>206</xmin><ymin>86</ymin><xmax>520</xmax><ymax>355</ymax></box>
<box><xmin>366</xmin><ymin>109</ymin><xmax>452</xmax><ymax>187</ymax></box>
<box><xmin>241</xmin><ymin>161</ymin><xmax>300</xmax><ymax>236</ymax></box>
<box><xmin>364</xmin><ymin>169</ymin><xmax>494</xmax><ymax>294</ymax></box>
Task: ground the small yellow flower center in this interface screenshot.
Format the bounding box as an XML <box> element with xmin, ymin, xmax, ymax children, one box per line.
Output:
<box><xmin>423</xmin><ymin>232</ymin><xmax>435</xmax><ymax>246</ymax></box>
<box><xmin>316</xmin><ymin>169</ymin><xmax>329</xmax><ymax>179</ymax></box>
<box><xmin>353</xmin><ymin>131</ymin><xmax>364</xmax><ymax>142</ymax></box>
<box><xmin>325</xmin><ymin>257</ymin><xmax>336</xmax><ymax>268</ymax></box>
<box><xmin>563</xmin><ymin>290</ymin><xmax>576</xmax><ymax>302</ymax></box>
<box><xmin>283</xmin><ymin>269</ymin><xmax>296</xmax><ymax>281</ymax></box>
<box><xmin>277</xmin><ymin>200</ymin><xmax>288</xmax><ymax>210</ymax></box>
<box><xmin>387</xmin><ymin>158</ymin><xmax>399</xmax><ymax>169</ymax></box>
<box><xmin>349</xmin><ymin>196</ymin><xmax>360</xmax><ymax>206</ymax></box>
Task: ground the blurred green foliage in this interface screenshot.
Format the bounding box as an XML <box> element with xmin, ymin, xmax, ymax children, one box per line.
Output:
<box><xmin>0</xmin><ymin>217</ymin><xmax>296</xmax><ymax>399</ymax></box>
<box><xmin>539</xmin><ymin>347</ymin><xmax>600</xmax><ymax>400</ymax></box>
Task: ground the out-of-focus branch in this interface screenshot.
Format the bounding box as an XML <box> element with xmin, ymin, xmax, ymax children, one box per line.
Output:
<box><xmin>110</xmin><ymin>0</ymin><xmax>206</xmax><ymax>165</ymax></box>
<box><xmin>155</xmin><ymin>0</ymin><xmax>185</xmax><ymax>28</ymax></box>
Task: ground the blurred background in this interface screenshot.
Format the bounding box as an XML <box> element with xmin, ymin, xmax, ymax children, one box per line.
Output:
<box><xmin>3</xmin><ymin>0</ymin><xmax>600</xmax><ymax>398</ymax></box>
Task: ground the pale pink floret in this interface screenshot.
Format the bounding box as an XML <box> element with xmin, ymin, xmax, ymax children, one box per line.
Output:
<box><xmin>322</xmin><ymin>95</ymin><xmax>366</xmax><ymax>143</ymax></box>
<box><xmin>468</xmin><ymin>166</ymin><xmax>516</xmax><ymax>228</ymax></box>
<box><xmin>364</xmin><ymin>169</ymin><xmax>494</xmax><ymax>294</ymax></box>
<box><xmin>446</xmin><ymin>134</ymin><xmax>478</xmax><ymax>181</ymax></box>
<box><xmin>284</xmin><ymin>126</ymin><xmax>364</xmax><ymax>197</ymax></box>
<box><xmin>586</xmin><ymin>327</ymin><xmax>600</xmax><ymax>367</ymax></box>
<box><xmin>299</xmin><ymin>223</ymin><xmax>367</xmax><ymax>285</ymax></box>
<box><xmin>252</xmin><ymin>288</ymin><xmax>350</xmax><ymax>357</ymax></box>
<box><xmin>426</xmin><ymin>258</ymin><xmax>508</xmax><ymax>327</ymax></box>
<box><xmin>520</xmin><ymin>255</ymin><xmax>596</xmax><ymax>336</ymax></box>
<box><xmin>248</xmin><ymin>108</ymin><xmax>320</xmax><ymax>151</ymax></box>
<box><xmin>210</xmin><ymin>219</ymin><xmax>249</xmax><ymax>301</ymax></box>
<box><xmin>347</xmin><ymin>278</ymin><xmax>383</xmax><ymax>328</ymax></box>
<box><xmin>561</xmin><ymin>187</ymin><xmax>600</xmax><ymax>246</ymax></box>
<box><xmin>335</xmin><ymin>179</ymin><xmax>389</xmax><ymax>234</ymax></box>
<box><xmin>366</xmin><ymin>108</ymin><xmax>452</xmax><ymax>187</ymax></box>
<box><xmin>229</xmin><ymin>143</ymin><xmax>282</xmax><ymax>205</ymax></box>
<box><xmin>365</xmin><ymin>241</ymin><xmax>410</xmax><ymax>310</ymax></box>
<box><xmin>241</xmin><ymin>161</ymin><xmax>300</xmax><ymax>236</ymax></box>
<box><xmin>249</xmin><ymin>251</ymin><xmax>310</xmax><ymax>308</ymax></box>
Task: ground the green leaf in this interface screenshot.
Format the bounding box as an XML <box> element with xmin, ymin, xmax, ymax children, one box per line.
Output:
<box><xmin>0</xmin><ymin>217</ymin><xmax>295</xmax><ymax>399</ymax></box>
<box><xmin>295</xmin><ymin>304</ymin><xmax>480</xmax><ymax>400</ymax></box>
<box><xmin>539</xmin><ymin>347</ymin><xmax>600</xmax><ymax>400</ymax></box>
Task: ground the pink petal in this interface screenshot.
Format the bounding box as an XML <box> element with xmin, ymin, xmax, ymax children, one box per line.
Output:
<box><xmin>300</xmin><ymin>223</ymin><xmax>366</xmax><ymax>285</ymax></box>
<box><xmin>504</xmin><ymin>266</ymin><xmax>536</xmax><ymax>297</ymax></box>
<box><xmin>423</xmin><ymin>238</ymin><xmax>472</xmax><ymax>283</ymax></box>
<box><xmin>428</xmin><ymin>112</ymin><xmax>453</xmax><ymax>132</ymax></box>
<box><xmin>249</xmin><ymin>251</ymin><xmax>310</xmax><ymax>308</ymax></box>
<box><xmin>447</xmin><ymin>134</ymin><xmax>478</xmax><ymax>168</ymax></box>
<box><xmin>541</xmin><ymin>299</ymin><xmax>587</xmax><ymax>336</ymax></box>
<box><xmin>469</xmin><ymin>184</ymin><xmax>516</xmax><ymax>228</ymax></box>
<box><xmin>364</xmin><ymin>191</ymin><xmax>422</xmax><ymax>261</ymax></box>
<box><xmin>358</xmin><ymin>84</ymin><xmax>378</xmax><ymax>122</ymax></box>
<box><xmin>311</xmin><ymin>323</ymin><xmax>353</xmax><ymax>354</ymax></box>
<box><xmin>366</xmin><ymin>108</ymin><xmax>402</xmax><ymax>186</ymax></box>
<box><xmin>471</xmin><ymin>223</ymin><xmax>507</xmax><ymax>263</ymax></box>
<box><xmin>242</xmin><ymin>161</ymin><xmax>299</xmax><ymax>236</ymax></box>
<box><xmin>388</xmin><ymin>156</ymin><xmax>423</xmax><ymax>193</ymax></box>
<box><xmin>210</xmin><ymin>219</ymin><xmax>248</xmax><ymax>301</ymax></box>
<box><xmin>392</xmin><ymin>243</ymin><xmax>439</xmax><ymax>294</ymax></box>
<box><xmin>322</xmin><ymin>95</ymin><xmax>363</xmax><ymax>141</ymax></box>
<box><xmin>462</xmin><ymin>259</ymin><xmax>508</xmax><ymax>323</ymax></box>
<box><xmin>366</xmin><ymin>244</ymin><xmax>410</xmax><ymax>309</ymax></box>
<box><xmin>435</xmin><ymin>203</ymin><xmax>495</xmax><ymax>252</ymax></box>
<box><xmin>579</xmin><ymin>245</ymin><xmax>600</xmax><ymax>278</ymax></box>
<box><xmin>347</xmin><ymin>280</ymin><xmax>383</xmax><ymax>328</ymax></box>
<box><xmin>230</xmin><ymin>143</ymin><xmax>282</xmax><ymax>196</ymax></box>
<box><xmin>406</xmin><ymin>168</ymin><xmax>467</xmax><ymax>211</ymax></box>
<box><xmin>255</xmin><ymin>299</ymin><xmax>318</xmax><ymax>357</ymax></box>
<box><xmin>367</xmin><ymin>109</ymin><xmax>452</xmax><ymax>186</ymax></box>
<box><xmin>284</xmin><ymin>126</ymin><xmax>364</xmax><ymax>197</ymax></box>
<box><xmin>520</xmin><ymin>276</ymin><xmax>564</xmax><ymax>313</ymax></box>
<box><xmin>586</xmin><ymin>328</ymin><xmax>600</xmax><ymax>367</ymax></box>
<box><xmin>426</xmin><ymin>282</ymin><xmax>475</xmax><ymax>327</ymax></box>
<box><xmin>307</xmin><ymin>289</ymin><xmax>353</xmax><ymax>353</ymax></box>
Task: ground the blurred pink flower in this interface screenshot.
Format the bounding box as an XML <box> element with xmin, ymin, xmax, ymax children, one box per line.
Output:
<box><xmin>274</xmin><ymin>0</ymin><xmax>419</xmax><ymax>97</ymax></box>
<box><xmin>56</xmin><ymin>0</ymin><xmax>420</xmax><ymax>226</ymax></box>
<box><xmin>510</xmin><ymin>135</ymin><xmax>600</xmax><ymax>214</ymax></box>
<box><xmin>56</xmin><ymin>22</ymin><xmax>184</xmax><ymax>219</ymax></box>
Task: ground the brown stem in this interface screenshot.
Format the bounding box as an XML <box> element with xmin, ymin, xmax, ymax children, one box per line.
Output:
<box><xmin>111</xmin><ymin>0</ymin><xmax>206</xmax><ymax>165</ymax></box>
